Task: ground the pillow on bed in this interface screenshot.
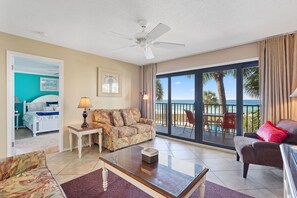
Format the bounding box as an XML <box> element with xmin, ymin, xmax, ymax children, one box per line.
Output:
<box><xmin>46</xmin><ymin>101</ymin><xmax>58</xmax><ymax>106</ymax></box>
<box><xmin>28</xmin><ymin>102</ymin><xmax>46</xmax><ymax>112</ymax></box>
<box><xmin>43</xmin><ymin>106</ymin><xmax>54</xmax><ymax>111</ymax></box>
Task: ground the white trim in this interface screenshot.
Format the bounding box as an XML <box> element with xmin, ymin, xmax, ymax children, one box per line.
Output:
<box><xmin>156</xmin><ymin>134</ymin><xmax>236</xmax><ymax>154</ymax></box>
<box><xmin>6</xmin><ymin>51</ymin><xmax>64</xmax><ymax>156</ymax></box>
<box><xmin>14</xmin><ymin>71</ymin><xmax>59</xmax><ymax>77</ymax></box>
<box><xmin>156</xmin><ymin>57</ymin><xmax>259</xmax><ymax>75</ymax></box>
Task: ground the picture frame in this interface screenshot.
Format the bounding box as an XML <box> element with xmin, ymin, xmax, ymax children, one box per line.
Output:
<box><xmin>40</xmin><ymin>77</ymin><xmax>59</xmax><ymax>92</ymax></box>
<box><xmin>97</xmin><ymin>68</ymin><xmax>122</xmax><ymax>97</ymax></box>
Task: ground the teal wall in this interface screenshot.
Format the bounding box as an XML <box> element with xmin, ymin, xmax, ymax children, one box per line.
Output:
<box><xmin>14</xmin><ymin>73</ymin><xmax>59</xmax><ymax>126</ymax></box>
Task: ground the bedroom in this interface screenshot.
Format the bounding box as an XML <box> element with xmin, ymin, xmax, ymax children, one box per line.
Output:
<box><xmin>13</xmin><ymin>54</ymin><xmax>62</xmax><ymax>155</ymax></box>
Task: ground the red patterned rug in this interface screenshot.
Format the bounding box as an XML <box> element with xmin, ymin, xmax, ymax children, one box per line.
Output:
<box><xmin>61</xmin><ymin>170</ymin><xmax>253</xmax><ymax>198</ymax></box>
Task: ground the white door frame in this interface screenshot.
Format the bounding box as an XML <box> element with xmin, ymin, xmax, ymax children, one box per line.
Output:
<box><xmin>7</xmin><ymin>51</ymin><xmax>64</xmax><ymax>156</ymax></box>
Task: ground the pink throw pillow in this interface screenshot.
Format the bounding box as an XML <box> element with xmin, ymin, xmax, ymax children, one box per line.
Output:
<box><xmin>256</xmin><ymin>121</ymin><xmax>288</xmax><ymax>143</ymax></box>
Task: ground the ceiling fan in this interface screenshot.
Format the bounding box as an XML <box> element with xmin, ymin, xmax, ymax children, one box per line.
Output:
<box><xmin>110</xmin><ymin>19</ymin><xmax>185</xmax><ymax>59</ymax></box>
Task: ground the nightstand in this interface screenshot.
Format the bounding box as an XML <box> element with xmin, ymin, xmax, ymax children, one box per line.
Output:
<box><xmin>68</xmin><ymin>123</ymin><xmax>103</xmax><ymax>158</ymax></box>
<box><xmin>15</xmin><ymin>113</ymin><xmax>20</xmax><ymax>130</ymax></box>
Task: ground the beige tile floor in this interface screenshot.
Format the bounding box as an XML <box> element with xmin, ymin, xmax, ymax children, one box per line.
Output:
<box><xmin>46</xmin><ymin>136</ymin><xmax>283</xmax><ymax>198</ymax></box>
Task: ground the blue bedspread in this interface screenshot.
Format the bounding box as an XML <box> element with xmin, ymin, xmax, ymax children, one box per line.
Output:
<box><xmin>36</xmin><ymin>111</ymin><xmax>59</xmax><ymax>116</ymax></box>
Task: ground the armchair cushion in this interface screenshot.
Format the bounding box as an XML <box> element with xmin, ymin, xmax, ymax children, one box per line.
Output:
<box><xmin>277</xmin><ymin>119</ymin><xmax>297</xmax><ymax>144</ymax></box>
<box><xmin>0</xmin><ymin>151</ymin><xmax>46</xmax><ymax>181</ymax></box>
<box><xmin>256</xmin><ymin>121</ymin><xmax>288</xmax><ymax>143</ymax></box>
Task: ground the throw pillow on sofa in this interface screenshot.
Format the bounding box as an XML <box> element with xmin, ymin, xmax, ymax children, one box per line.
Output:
<box><xmin>121</xmin><ymin>110</ymin><xmax>137</xmax><ymax>126</ymax></box>
<box><xmin>112</xmin><ymin>111</ymin><xmax>124</xmax><ymax>127</ymax></box>
<box><xmin>256</xmin><ymin>121</ymin><xmax>288</xmax><ymax>143</ymax></box>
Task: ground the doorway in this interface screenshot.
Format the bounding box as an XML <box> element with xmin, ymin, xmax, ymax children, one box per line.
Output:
<box><xmin>7</xmin><ymin>51</ymin><xmax>64</xmax><ymax>156</ymax></box>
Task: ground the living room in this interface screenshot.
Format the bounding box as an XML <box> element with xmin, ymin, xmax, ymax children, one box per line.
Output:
<box><xmin>1</xmin><ymin>1</ymin><xmax>297</xmax><ymax>198</ymax></box>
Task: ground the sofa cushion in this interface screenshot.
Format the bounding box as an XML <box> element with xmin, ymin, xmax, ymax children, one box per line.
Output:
<box><xmin>276</xmin><ymin>119</ymin><xmax>297</xmax><ymax>144</ymax></box>
<box><xmin>113</xmin><ymin>126</ymin><xmax>137</xmax><ymax>138</ymax></box>
<box><xmin>121</xmin><ymin>110</ymin><xmax>137</xmax><ymax>126</ymax></box>
<box><xmin>0</xmin><ymin>167</ymin><xmax>65</xmax><ymax>197</ymax></box>
<box><xmin>130</xmin><ymin>108</ymin><xmax>141</xmax><ymax>122</ymax></box>
<box><xmin>256</xmin><ymin>121</ymin><xmax>288</xmax><ymax>143</ymax></box>
<box><xmin>130</xmin><ymin>123</ymin><xmax>152</xmax><ymax>134</ymax></box>
<box><xmin>93</xmin><ymin>110</ymin><xmax>113</xmax><ymax>125</ymax></box>
<box><xmin>112</xmin><ymin>111</ymin><xmax>124</xmax><ymax>127</ymax></box>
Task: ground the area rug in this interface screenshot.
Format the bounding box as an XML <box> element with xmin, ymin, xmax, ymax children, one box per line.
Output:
<box><xmin>61</xmin><ymin>170</ymin><xmax>253</xmax><ymax>198</ymax></box>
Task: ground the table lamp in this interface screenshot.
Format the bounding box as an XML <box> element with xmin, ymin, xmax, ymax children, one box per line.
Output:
<box><xmin>15</xmin><ymin>96</ymin><xmax>20</xmax><ymax>113</ymax></box>
<box><xmin>78</xmin><ymin>97</ymin><xmax>92</xmax><ymax>128</ymax></box>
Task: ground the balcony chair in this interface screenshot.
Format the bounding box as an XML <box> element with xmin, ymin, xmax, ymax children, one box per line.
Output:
<box><xmin>183</xmin><ymin>110</ymin><xmax>212</xmax><ymax>137</ymax></box>
<box><xmin>183</xmin><ymin>110</ymin><xmax>195</xmax><ymax>137</ymax></box>
<box><xmin>217</xmin><ymin>112</ymin><xmax>236</xmax><ymax>141</ymax></box>
<box><xmin>234</xmin><ymin>119</ymin><xmax>297</xmax><ymax>178</ymax></box>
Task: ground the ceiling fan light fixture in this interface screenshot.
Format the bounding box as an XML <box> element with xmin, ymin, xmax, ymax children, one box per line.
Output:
<box><xmin>144</xmin><ymin>46</ymin><xmax>154</xmax><ymax>59</ymax></box>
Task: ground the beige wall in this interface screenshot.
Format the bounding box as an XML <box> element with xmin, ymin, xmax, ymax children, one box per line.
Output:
<box><xmin>0</xmin><ymin>32</ymin><xmax>140</xmax><ymax>158</ymax></box>
<box><xmin>157</xmin><ymin>43</ymin><xmax>258</xmax><ymax>74</ymax></box>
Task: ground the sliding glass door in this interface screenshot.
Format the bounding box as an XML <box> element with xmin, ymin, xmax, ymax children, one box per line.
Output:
<box><xmin>201</xmin><ymin>69</ymin><xmax>237</xmax><ymax>147</ymax></box>
<box><xmin>155</xmin><ymin>61</ymin><xmax>259</xmax><ymax>149</ymax></box>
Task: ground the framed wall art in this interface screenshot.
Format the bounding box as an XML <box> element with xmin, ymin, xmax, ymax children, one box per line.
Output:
<box><xmin>97</xmin><ymin>68</ymin><xmax>122</xmax><ymax>97</ymax></box>
<box><xmin>40</xmin><ymin>77</ymin><xmax>59</xmax><ymax>91</ymax></box>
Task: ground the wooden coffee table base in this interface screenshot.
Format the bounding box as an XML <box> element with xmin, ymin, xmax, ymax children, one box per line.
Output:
<box><xmin>101</xmin><ymin>163</ymin><xmax>206</xmax><ymax>198</ymax></box>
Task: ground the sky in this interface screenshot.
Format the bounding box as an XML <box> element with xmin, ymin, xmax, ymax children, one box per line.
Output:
<box><xmin>158</xmin><ymin>73</ymin><xmax>257</xmax><ymax>101</ymax></box>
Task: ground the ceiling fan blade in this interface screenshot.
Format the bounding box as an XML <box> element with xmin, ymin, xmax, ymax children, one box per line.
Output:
<box><xmin>109</xmin><ymin>31</ymin><xmax>134</xmax><ymax>41</ymax></box>
<box><xmin>146</xmin><ymin>23</ymin><xmax>171</xmax><ymax>41</ymax></box>
<box><xmin>153</xmin><ymin>42</ymin><xmax>185</xmax><ymax>49</ymax></box>
<box><xmin>111</xmin><ymin>44</ymin><xmax>138</xmax><ymax>52</ymax></box>
<box><xmin>143</xmin><ymin>46</ymin><xmax>154</xmax><ymax>59</ymax></box>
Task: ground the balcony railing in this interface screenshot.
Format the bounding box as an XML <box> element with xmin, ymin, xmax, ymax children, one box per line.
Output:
<box><xmin>155</xmin><ymin>102</ymin><xmax>260</xmax><ymax>133</ymax></box>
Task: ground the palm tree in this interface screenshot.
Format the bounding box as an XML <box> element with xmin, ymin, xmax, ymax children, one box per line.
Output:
<box><xmin>155</xmin><ymin>79</ymin><xmax>164</xmax><ymax>100</ymax></box>
<box><xmin>203</xmin><ymin>71</ymin><xmax>235</xmax><ymax>113</ymax></box>
<box><xmin>203</xmin><ymin>91</ymin><xmax>218</xmax><ymax>104</ymax></box>
<box><xmin>243</xmin><ymin>67</ymin><xmax>259</xmax><ymax>98</ymax></box>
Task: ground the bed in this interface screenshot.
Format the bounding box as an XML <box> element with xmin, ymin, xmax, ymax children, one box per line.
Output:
<box><xmin>23</xmin><ymin>95</ymin><xmax>60</xmax><ymax>137</ymax></box>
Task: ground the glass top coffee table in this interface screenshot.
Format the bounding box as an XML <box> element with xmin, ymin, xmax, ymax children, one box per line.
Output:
<box><xmin>99</xmin><ymin>145</ymin><xmax>209</xmax><ymax>198</ymax></box>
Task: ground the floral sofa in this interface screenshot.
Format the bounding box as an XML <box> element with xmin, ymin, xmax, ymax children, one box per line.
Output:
<box><xmin>0</xmin><ymin>151</ymin><xmax>65</xmax><ymax>197</ymax></box>
<box><xmin>92</xmin><ymin>108</ymin><xmax>156</xmax><ymax>151</ymax></box>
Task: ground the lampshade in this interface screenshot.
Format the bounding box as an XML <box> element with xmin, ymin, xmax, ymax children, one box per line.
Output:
<box><xmin>290</xmin><ymin>88</ymin><xmax>297</xmax><ymax>98</ymax></box>
<box><xmin>15</xmin><ymin>96</ymin><xmax>20</xmax><ymax>104</ymax></box>
<box><xmin>143</xmin><ymin>94</ymin><xmax>149</xmax><ymax>100</ymax></box>
<box><xmin>78</xmin><ymin>97</ymin><xmax>92</xmax><ymax>108</ymax></box>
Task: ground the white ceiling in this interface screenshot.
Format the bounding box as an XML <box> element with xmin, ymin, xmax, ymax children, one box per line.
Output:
<box><xmin>14</xmin><ymin>56</ymin><xmax>59</xmax><ymax>76</ymax></box>
<box><xmin>1</xmin><ymin>0</ymin><xmax>297</xmax><ymax>65</ymax></box>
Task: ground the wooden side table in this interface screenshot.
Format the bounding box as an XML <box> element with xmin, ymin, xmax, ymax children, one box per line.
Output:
<box><xmin>68</xmin><ymin>123</ymin><xmax>103</xmax><ymax>158</ymax></box>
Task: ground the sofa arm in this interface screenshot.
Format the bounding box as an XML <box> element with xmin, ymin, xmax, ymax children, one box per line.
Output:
<box><xmin>252</xmin><ymin>141</ymin><xmax>280</xmax><ymax>150</ymax></box>
<box><xmin>0</xmin><ymin>151</ymin><xmax>46</xmax><ymax>181</ymax></box>
<box><xmin>244</xmin><ymin>132</ymin><xmax>259</xmax><ymax>139</ymax></box>
<box><xmin>93</xmin><ymin>122</ymin><xmax>118</xmax><ymax>139</ymax></box>
<box><xmin>139</xmin><ymin>118</ymin><xmax>156</xmax><ymax>127</ymax></box>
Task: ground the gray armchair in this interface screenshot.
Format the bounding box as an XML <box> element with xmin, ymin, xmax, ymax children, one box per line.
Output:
<box><xmin>234</xmin><ymin>119</ymin><xmax>297</xmax><ymax>178</ymax></box>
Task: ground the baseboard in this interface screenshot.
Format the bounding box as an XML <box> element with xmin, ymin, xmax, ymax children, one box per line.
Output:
<box><xmin>156</xmin><ymin>134</ymin><xmax>236</xmax><ymax>154</ymax></box>
<box><xmin>63</xmin><ymin>143</ymin><xmax>95</xmax><ymax>152</ymax></box>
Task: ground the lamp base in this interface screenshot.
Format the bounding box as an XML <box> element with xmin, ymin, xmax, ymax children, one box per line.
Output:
<box><xmin>81</xmin><ymin>110</ymin><xmax>89</xmax><ymax>128</ymax></box>
<box><xmin>81</xmin><ymin>122</ymin><xmax>89</xmax><ymax>128</ymax></box>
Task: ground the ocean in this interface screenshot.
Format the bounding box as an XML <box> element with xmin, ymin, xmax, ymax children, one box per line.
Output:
<box><xmin>155</xmin><ymin>99</ymin><xmax>260</xmax><ymax>114</ymax></box>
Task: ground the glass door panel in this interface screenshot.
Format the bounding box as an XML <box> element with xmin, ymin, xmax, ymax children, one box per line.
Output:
<box><xmin>171</xmin><ymin>74</ymin><xmax>195</xmax><ymax>140</ymax></box>
<box><xmin>202</xmin><ymin>69</ymin><xmax>236</xmax><ymax>147</ymax></box>
<box><xmin>242</xmin><ymin>67</ymin><xmax>260</xmax><ymax>133</ymax></box>
<box><xmin>155</xmin><ymin>78</ymin><xmax>169</xmax><ymax>134</ymax></box>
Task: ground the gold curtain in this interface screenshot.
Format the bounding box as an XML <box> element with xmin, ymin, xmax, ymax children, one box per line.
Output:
<box><xmin>141</xmin><ymin>63</ymin><xmax>157</xmax><ymax>119</ymax></box>
<box><xmin>259</xmin><ymin>33</ymin><xmax>297</xmax><ymax>123</ymax></box>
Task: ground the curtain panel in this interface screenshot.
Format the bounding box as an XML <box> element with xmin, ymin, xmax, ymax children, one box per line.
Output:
<box><xmin>141</xmin><ymin>63</ymin><xmax>157</xmax><ymax>119</ymax></box>
<box><xmin>259</xmin><ymin>33</ymin><xmax>297</xmax><ymax>124</ymax></box>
